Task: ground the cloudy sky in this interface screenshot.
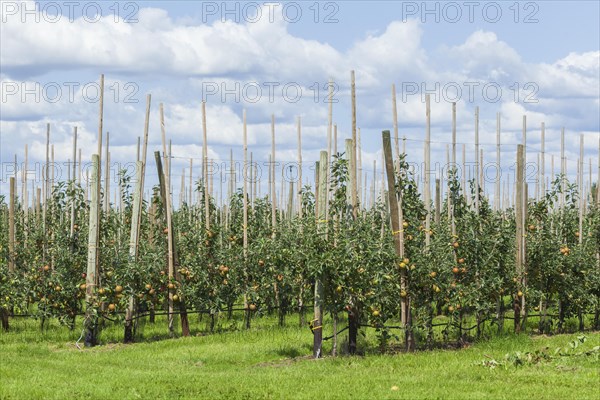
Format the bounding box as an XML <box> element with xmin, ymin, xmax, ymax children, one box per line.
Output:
<box><xmin>1</xmin><ymin>1</ymin><xmax>599</xmax><ymax>204</ymax></box>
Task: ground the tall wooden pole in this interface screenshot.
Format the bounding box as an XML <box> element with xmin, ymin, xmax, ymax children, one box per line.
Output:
<box><xmin>424</xmin><ymin>95</ymin><xmax>431</xmax><ymax>246</ymax></box>
<box><xmin>297</xmin><ymin>116</ymin><xmax>303</xmax><ymax>217</ymax></box>
<box><xmin>313</xmin><ymin>150</ymin><xmax>328</xmax><ymax>358</ymax></box>
<box><xmin>271</xmin><ymin>114</ymin><xmax>277</xmax><ymax>235</ymax></box>
<box><xmin>540</xmin><ymin>122</ymin><xmax>545</xmax><ymax>197</ymax></box>
<box><xmin>84</xmin><ymin>154</ymin><xmax>100</xmax><ymax>347</ymax></box>
<box><xmin>242</xmin><ymin>110</ymin><xmax>248</xmax><ymax>254</ymax></box>
<box><xmin>474</xmin><ymin>106</ymin><xmax>480</xmax><ymax>213</ymax></box>
<box><xmin>70</xmin><ymin>127</ymin><xmax>78</xmax><ymax>237</ymax></box>
<box><xmin>560</xmin><ymin>128</ymin><xmax>566</xmax><ymax>207</ymax></box>
<box><xmin>350</xmin><ymin>70</ymin><xmax>358</xmax><ymax>217</ymax></box>
<box><xmin>382</xmin><ymin>130</ymin><xmax>413</xmax><ymax>350</ymax></box>
<box><xmin>104</xmin><ymin>132</ymin><xmax>110</xmax><ymax>214</ymax></box>
<box><xmin>124</xmin><ymin>160</ymin><xmax>144</xmax><ymax>342</ymax></box>
<box><xmin>392</xmin><ymin>84</ymin><xmax>399</xmax><ymax>161</ymax></box>
<box><xmin>202</xmin><ymin>101</ymin><xmax>210</xmax><ymax>231</ymax></box>
<box><xmin>95</xmin><ymin>74</ymin><xmax>104</xmax><ymax>276</ymax></box>
<box><xmin>242</xmin><ymin>110</ymin><xmax>250</xmax><ymax>328</ymax></box>
<box><xmin>327</xmin><ymin>79</ymin><xmax>333</xmax><ymax>216</ymax></box>
<box><xmin>578</xmin><ymin>135</ymin><xmax>584</xmax><ymax>245</ymax></box>
<box><xmin>23</xmin><ymin>144</ymin><xmax>28</xmax><ymax>236</ymax></box>
<box><xmin>515</xmin><ymin>145</ymin><xmax>525</xmax><ymax>333</ymax></box>
<box><xmin>495</xmin><ymin>113</ymin><xmax>501</xmax><ymax>211</ymax></box>
<box><xmin>8</xmin><ymin>178</ymin><xmax>15</xmax><ymax>272</ymax></box>
<box><xmin>159</xmin><ymin>103</ymin><xmax>175</xmax><ymax>335</ymax></box>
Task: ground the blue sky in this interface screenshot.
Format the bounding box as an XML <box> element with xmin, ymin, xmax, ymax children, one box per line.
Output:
<box><xmin>1</xmin><ymin>1</ymin><xmax>599</xmax><ymax>203</ymax></box>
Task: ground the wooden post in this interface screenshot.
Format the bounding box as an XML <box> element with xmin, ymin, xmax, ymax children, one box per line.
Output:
<box><xmin>159</xmin><ymin>104</ymin><xmax>176</xmax><ymax>336</ymax></box>
<box><xmin>23</xmin><ymin>144</ymin><xmax>28</xmax><ymax>238</ymax></box>
<box><xmin>85</xmin><ymin>155</ymin><xmax>100</xmax><ymax>347</ymax></box>
<box><xmin>104</xmin><ymin>132</ymin><xmax>110</xmax><ymax>214</ymax></box>
<box><xmin>435</xmin><ymin>178</ymin><xmax>441</xmax><ymax>224</ymax></box>
<box><xmin>540</xmin><ymin>122</ymin><xmax>545</xmax><ymax>197</ymax></box>
<box><xmin>8</xmin><ymin>177</ymin><xmax>15</xmax><ymax>272</ymax></box>
<box><xmin>357</xmin><ymin>128</ymin><xmax>362</xmax><ymax>208</ymax></box>
<box><xmin>424</xmin><ymin>95</ymin><xmax>431</xmax><ymax>246</ymax></box>
<box><xmin>474</xmin><ymin>107</ymin><xmax>480</xmax><ymax>213</ymax></box>
<box><xmin>327</xmin><ymin>79</ymin><xmax>333</xmax><ymax>215</ymax></box>
<box><xmin>95</xmin><ymin>75</ymin><xmax>104</xmax><ymax>277</ymax></box>
<box><xmin>350</xmin><ymin>70</ymin><xmax>358</xmax><ymax>217</ymax></box>
<box><xmin>271</xmin><ymin>114</ymin><xmax>277</xmax><ymax>235</ymax></box>
<box><xmin>124</xmin><ymin>160</ymin><xmax>143</xmax><ymax>343</ymax></box>
<box><xmin>189</xmin><ymin>158</ymin><xmax>193</xmax><ymax>206</ymax></box>
<box><xmin>495</xmin><ymin>113</ymin><xmax>501</xmax><ymax>210</ymax></box>
<box><xmin>78</xmin><ymin>148</ymin><xmax>82</xmax><ymax>184</ymax></box>
<box><xmin>45</xmin><ymin>123</ymin><xmax>50</xmax><ymax>200</ymax></box>
<box><xmin>70</xmin><ymin>127</ymin><xmax>78</xmax><ymax>237</ymax></box>
<box><xmin>242</xmin><ymin>110</ymin><xmax>250</xmax><ymax>328</ymax></box>
<box><xmin>383</xmin><ymin>130</ymin><xmax>413</xmax><ymax>350</ymax></box>
<box><xmin>313</xmin><ymin>150</ymin><xmax>328</xmax><ymax>358</ymax></box>
<box><xmin>392</xmin><ymin>84</ymin><xmax>399</xmax><ymax>161</ymax></box>
<box><xmin>515</xmin><ymin>145</ymin><xmax>525</xmax><ymax>333</ymax></box>
<box><xmin>333</xmin><ymin>124</ymin><xmax>338</xmax><ymax>156</ymax></box>
<box><xmin>242</xmin><ymin>110</ymin><xmax>249</xmax><ymax>252</ymax></box>
<box><xmin>462</xmin><ymin>144</ymin><xmax>467</xmax><ymax>205</ymax></box>
<box><xmin>50</xmin><ymin>145</ymin><xmax>54</xmax><ymax>195</ymax></box>
<box><xmin>345</xmin><ymin>139</ymin><xmax>354</xmax><ymax>207</ymax></box>
<box><xmin>297</xmin><ymin>116</ymin><xmax>303</xmax><ymax>217</ymax></box>
<box><xmin>560</xmin><ymin>128</ymin><xmax>565</xmax><ymax>207</ymax></box>
<box><xmin>578</xmin><ymin>135</ymin><xmax>584</xmax><ymax>245</ymax></box>
<box><xmin>202</xmin><ymin>101</ymin><xmax>210</xmax><ymax>232</ymax></box>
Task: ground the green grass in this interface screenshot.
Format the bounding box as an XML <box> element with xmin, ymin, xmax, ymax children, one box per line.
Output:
<box><xmin>1</xmin><ymin>314</ymin><xmax>598</xmax><ymax>400</ymax></box>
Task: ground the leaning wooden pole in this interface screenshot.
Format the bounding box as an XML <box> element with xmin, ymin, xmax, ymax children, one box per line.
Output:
<box><xmin>383</xmin><ymin>130</ymin><xmax>413</xmax><ymax>350</ymax></box>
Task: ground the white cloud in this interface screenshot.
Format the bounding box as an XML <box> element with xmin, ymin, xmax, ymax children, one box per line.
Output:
<box><xmin>1</xmin><ymin>3</ymin><xmax>598</xmax><ymax>197</ymax></box>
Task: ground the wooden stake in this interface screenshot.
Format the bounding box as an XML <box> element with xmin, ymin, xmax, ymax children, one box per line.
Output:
<box><xmin>297</xmin><ymin>116</ymin><xmax>303</xmax><ymax>217</ymax></box>
<box><xmin>313</xmin><ymin>150</ymin><xmax>328</xmax><ymax>358</ymax></box>
<box><xmin>495</xmin><ymin>113</ymin><xmax>501</xmax><ymax>210</ymax></box>
<box><xmin>70</xmin><ymin>127</ymin><xmax>78</xmax><ymax>237</ymax></box>
<box><xmin>8</xmin><ymin>177</ymin><xmax>15</xmax><ymax>272</ymax></box>
<box><xmin>84</xmin><ymin>154</ymin><xmax>100</xmax><ymax>347</ymax></box>
<box><xmin>515</xmin><ymin>145</ymin><xmax>525</xmax><ymax>333</ymax></box>
<box><xmin>474</xmin><ymin>106</ymin><xmax>480</xmax><ymax>213</ymax></box>
<box><xmin>159</xmin><ymin>103</ymin><xmax>176</xmax><ymax>335</ymax></box>
<box><xmin>578</xmin><ymin>135</ymin><xmax>584</xmax><ymax>245</ymax></box>
<box><xmin>392</xmin><ymin>84</ymin><xmax>399</xmax><ymax>161</ymax></box>
<box><xmin>560</xmin><ymin>128</ymin><xmax>566</xmax><ymax>207</ymax></box>
<box><xmin>540</xmin><ymin>122</ymin><xmax>545</xmax><ymax>197</ymax></box>
<box><xmin>242</xmin><ymin>110</ymin><xmax>249</xmax><ymax>255</ymax></box>
<box><xmin>202</xmin><ymin>101</ymin><xmax>210</xmax><ymax>231</ymax></box>
<box><xmin>271</xmin><ymin>114</ymin><xmax>277</xmax><ymax>235</ymax></box>
<box><xmin>104</xmin><ymin>132</ymin><xmax>110</xmax><ymax>214</ymax></box>
<box><xmin>124</xmin><ymin>160</ymin><xmax>143</xmax><ymax>343</ymax></box>
<box><xmin>350</xmin><ymin>70</ymin><xmax>358</xmax><ymax>217</ymax></box>
<box><xmin>382</xmin><ymin>130</ymin><xmax>412</xmax><ymax>350</ymax></box>
<box><xmin>424</xmin><ymin>95</ymin><xmax>431</xmax><ymax>246</ymax></box>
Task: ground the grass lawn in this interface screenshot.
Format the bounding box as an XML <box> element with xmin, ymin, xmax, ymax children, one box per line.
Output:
<box><xmin>1</xmin><ymin>314</ymin><xmax>598</xmax><ymax>400</ymax></box>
